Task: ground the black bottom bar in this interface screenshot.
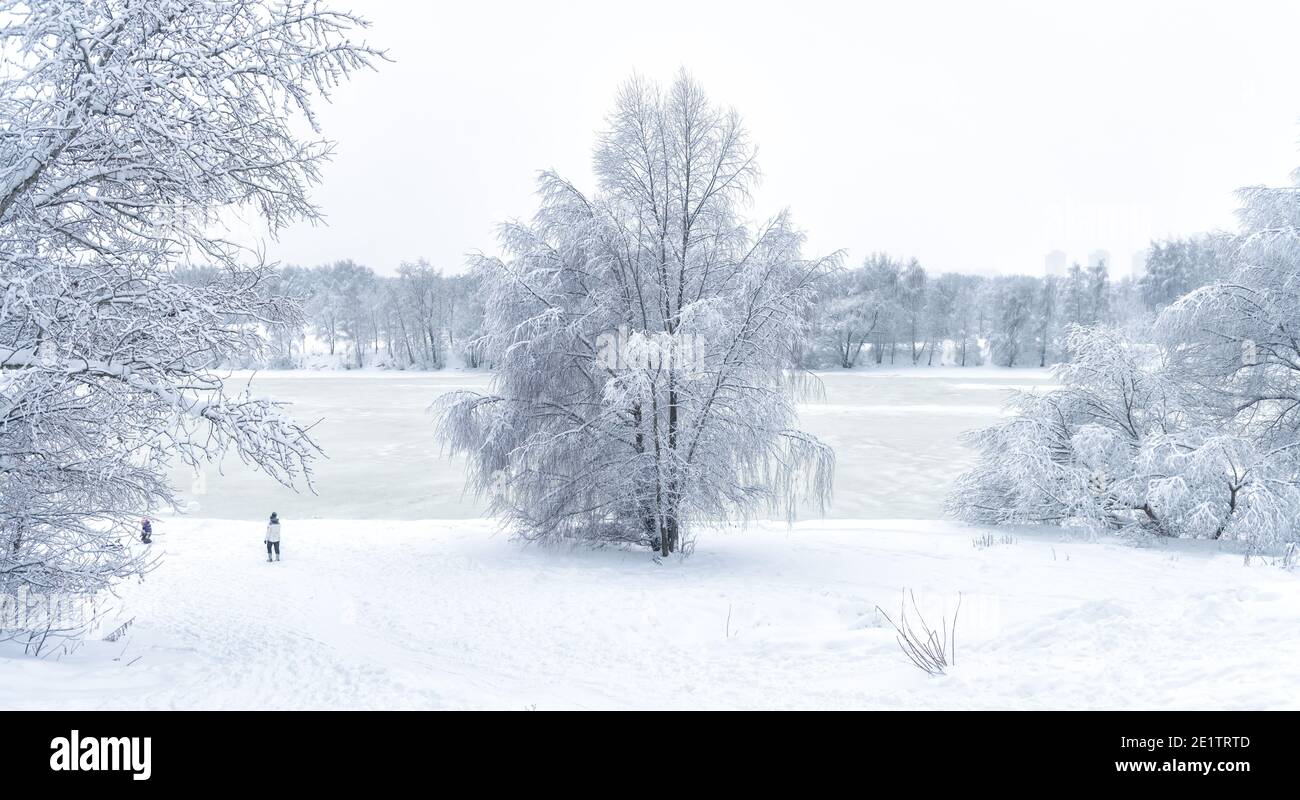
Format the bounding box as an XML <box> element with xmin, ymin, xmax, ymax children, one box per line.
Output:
<box><xmin>0</xmin><ymin>710</ymin><xmax>1288</xmax><ymax>788</ymax></box>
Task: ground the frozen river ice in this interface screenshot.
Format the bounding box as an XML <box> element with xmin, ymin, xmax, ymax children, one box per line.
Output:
<box><xmin>168</xmin><ymin>367</ymin><xmax>1056</xmax><ymax>521</ymax></box>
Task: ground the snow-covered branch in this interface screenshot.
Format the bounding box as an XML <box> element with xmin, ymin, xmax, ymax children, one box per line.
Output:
<box><xmin>1</xmin><ymin>0</ymin><xmax>376</xmax><ymax>618</ymax></box>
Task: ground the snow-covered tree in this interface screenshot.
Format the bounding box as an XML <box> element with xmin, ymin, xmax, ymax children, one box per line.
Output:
<box><xmin>394</xmin><ymin>260</ymin><xmax>450</xmax><ymax>368</ymax></box>
<box><xmin>446</xmin><ymin>272</ymin><xmax>487</xmax><ymax>367</ymax></box>
<box><xmin>1</xmin><ymin>0</ymin><xmax>378</xmax><ymax>606</ymax></box>
<box><xmin>1156</xmin><ymin>191</ymin><xmax>1300</xmax><ymax>440</ymax></box>
<box><xmin>1060</xmin><ymin>262</ymin><xmax>1090</xmax><ymax>328</ymax></box>
<box><xmin>267</xmin><ymin>265</ymin><xmax>316</xmax><ymax>366</ymax></box>
<box><xmin>923</xmin><ymin>273</ymin><xmax>958</xmax><ymax>366</ymax></box>
<box><xmin>861</xmin><ymin>252</ymin><xmax>903</xmax><ymax>364</ymax></box>
<box><xmin>437</xmin><ymin>72</ymin><xmax>836</xmax><ymax>556</ymax></box>
<box><xmin>328</xmin><ymin>261</ymin><xmax>378</xmax><ymax>367</ymax></box>
<box><xmin>899</xmin><ymin>258</ymin><xmax>927</xmax><ymax>364</ymax></box>
<box><xmin>986</xmin><ymin>275</ymin><xmax>1038</xmax><ymax>367</ymax></box>
<box><xmin>949</xmin><ymin>273</ymin><xmax>985</xmax><ymax>366</ymax></box>
<box><xmin>819</xmin><ymin>267</ymin><xmax>877</xmax><ymax>368</ymax></box>
<box><xmin>1140</xmin><ymin>234</ymin><xmax>1227</xmax><ymax>311</ymax></box>
<box><xmin>1087</xmin><ymin>258</ymin><xmax>1110</xmax><ymax>324</ymax></box>
<box><xmin>1034</xmin><ymin>275</ymin><xmax>1060</xmax><ymax>367</ymax></box>
<box><xmin>950</xmin><ymin>326</ymin><xmax>1300</xmax><ymax>545</ymax></box>
<box><xmin>952</xmin><ymin>158</ymin><xmax>1300</xmax><ymax>546</ymax></box>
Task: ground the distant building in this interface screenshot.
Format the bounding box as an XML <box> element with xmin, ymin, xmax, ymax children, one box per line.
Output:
<box><xmin>1045</xmin><ymin>250</ymin><xmax>1067</xmax><ymax>278</ymax></box>
<box><xmin>1131</xmin><ymin>248</ymin><xmax>1149</xmax><ymax>280</ymax></box>
<box><xmin>1088</xmin><ymin>250</ymin><xmax>1110</xmax><ymax>270</ymax></box>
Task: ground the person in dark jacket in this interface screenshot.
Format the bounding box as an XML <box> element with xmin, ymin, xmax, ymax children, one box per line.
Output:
<box><xmin>265</xmin><ymin>512</ymin><xmax>281</xmax><ymax>562</ymax></box>
<box><xmin>141</xmin><ymin>518</ymin><xmax>152</xmax><ymax>544</ymax></box>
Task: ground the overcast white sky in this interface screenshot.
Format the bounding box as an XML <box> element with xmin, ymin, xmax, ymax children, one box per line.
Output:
<box><xmin>250</xmin><ymin>0</ymin><xmax>1300</xmax><ymax>279</ymax></box>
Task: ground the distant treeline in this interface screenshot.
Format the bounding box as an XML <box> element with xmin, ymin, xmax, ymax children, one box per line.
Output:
<box><xmin>177</xmin><ymin>260</ymin><xmax>488</xmax><ymax>369</ymax></box>
<box><xmin>802</xmin><ymin>234</ymin><xmax>1227</xmax><ymax>369</ymax></box>
<box><xmin>195</xmin><ymin>233</ymin><xmax>1224</xmax><ymax>371</ymax></box>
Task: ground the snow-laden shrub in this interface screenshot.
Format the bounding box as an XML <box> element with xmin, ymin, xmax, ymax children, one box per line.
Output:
<box><xmin>949</xmin><ymin>326</ymin><xmax>1300</xmax><ymax>546</ymax></box>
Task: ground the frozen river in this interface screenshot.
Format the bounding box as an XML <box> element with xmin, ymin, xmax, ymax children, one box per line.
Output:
<box><xmin>168</xmin><ymin>367</ymin><xmax>1055</xmax><ymax>521</ymax></box>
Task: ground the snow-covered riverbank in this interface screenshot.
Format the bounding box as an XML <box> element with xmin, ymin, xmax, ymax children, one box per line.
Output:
<box><xmin>5</xmin><ymin>517</ymin><xmax>1296</xmax><ymax>710</ymax></box>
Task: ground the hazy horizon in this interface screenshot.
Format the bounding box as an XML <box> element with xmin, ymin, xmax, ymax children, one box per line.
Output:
<box><xmin>237</xmin><ymin>0</ymin><xmax>1300</xmax><ymax>279</ymax></box>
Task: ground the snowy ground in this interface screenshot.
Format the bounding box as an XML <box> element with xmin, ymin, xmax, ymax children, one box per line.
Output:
<box><xmin>3</xmin><ymin>518</ymin><xmax>1297</xmax><ymax>710</ymax></box>
<box><xmin>6</xmin><ymin>367</ymin><xmax>1298</xmax><ymax>709</ymax></box>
